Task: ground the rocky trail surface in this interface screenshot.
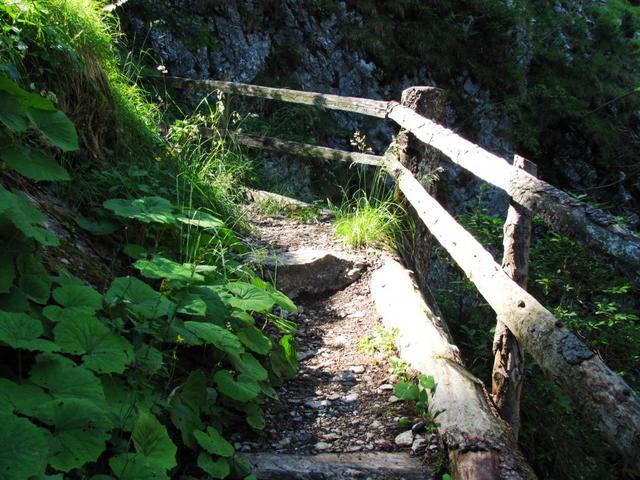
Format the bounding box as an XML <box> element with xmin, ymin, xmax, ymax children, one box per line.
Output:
<box><xmin>233</xmin><ymin>203</ymin><xmax>438</xmax><ymax>480</ymax></box>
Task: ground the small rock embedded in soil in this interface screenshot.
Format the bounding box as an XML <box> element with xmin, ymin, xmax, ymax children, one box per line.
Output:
<box><xmin>394</xmin><ymin>430</ymin><xmax>414</xmax><ymax>447</ymax></box>
<box><xmin>350</xmin><ymin>365</ymin><xmax>366</xmax><ymax>374</ymax></box>
<box><xmin>314</xmin><ymin>441</ymin><xmax>332</xmax><ymax>450</ymax></box>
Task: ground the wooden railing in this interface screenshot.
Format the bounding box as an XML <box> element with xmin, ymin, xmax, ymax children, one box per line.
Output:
<box><xmin>156</xmin><ymin>76</ymin><xmax>640</xmax><ymax>478</ymax></box>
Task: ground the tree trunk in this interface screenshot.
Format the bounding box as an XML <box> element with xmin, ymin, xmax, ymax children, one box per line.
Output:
<box><xmin>492</xmin><ymin>156</ymin><xmax>537</xmax><ymax>440</ymax></box>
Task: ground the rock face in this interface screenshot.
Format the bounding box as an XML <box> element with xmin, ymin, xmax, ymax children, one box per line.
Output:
<box><xmin>261</xmin><ymin>249</ymin><xmax>366</xmax><ymax>298</ymax></box>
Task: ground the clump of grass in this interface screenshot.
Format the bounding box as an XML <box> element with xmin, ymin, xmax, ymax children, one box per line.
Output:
<box><xmin>333</xmin><ymin>167</ymin><xmax>406</xmax><ymax>248</ymax></box>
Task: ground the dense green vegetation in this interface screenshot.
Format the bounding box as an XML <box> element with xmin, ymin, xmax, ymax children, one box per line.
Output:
<box><xmin>433</xmin><ymin>187</ymin><xmax>640</xmax><ymax>479</ymax></box>
<box><xmin>329</xmin><ymin>0</ymin><xmax>640</xmax><ymax>207</ymax></box>
<box><xmin>0</xmin><ymin>1</ymin><xmax>297</xmax><ymax>478</ymax></box>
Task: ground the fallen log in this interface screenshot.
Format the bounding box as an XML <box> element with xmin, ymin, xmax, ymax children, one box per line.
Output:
<box><xmin>384</xmin><ymin>156</ymin><xmax>640</xmax><ymax>466</ymax></box>
<box><xmin>386</xmin><ymin>103</ymin><xmax>640</xmax><ymax>284</ymax></box>
<box><xmin>371</xmin><ymin>256</ymin><xmax>537</xmax><ymax>480</ymax></box>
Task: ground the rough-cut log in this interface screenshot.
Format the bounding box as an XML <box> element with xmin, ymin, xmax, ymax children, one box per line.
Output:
<box><xmin>384</xmin><ymin>156</ymin><xmax>640</xmax><ymax>465</ymax></box>
<box><xmin>228</xmin><ymin>132</ymin><xmax>383</xmax><ymax>166</ymax></box>
<box><xmin>245</xmin><ymin>188</ymin><xmax>334</xmax><ymax>219</ymax></box>
<box><xmin>245</xmin><ymin>452</ymin><xmax>431</xmax><ymax>480</ymax></box>
<box><xmin>156</xmin><ymin>76</ymin><xmax>390</xmax><ymax>118</ymax></box>
<box><xmin>492</xmin><ymin>156</ymin><xmax>537</xmax><ymax>440</ymax></box>
<box><xmin>386</xmin><ymin>103</ymin><xmax>640</xmax><ymax>283</ymax></box>
<box><xmin>371</xmin><ymin>257</ymin><xmax>537</xmax><ymax>480</ymax></box>
<box><xmin>396</xmin><ymin>86</ymin><xmax>447</xmax><ymax>293</ymax></box>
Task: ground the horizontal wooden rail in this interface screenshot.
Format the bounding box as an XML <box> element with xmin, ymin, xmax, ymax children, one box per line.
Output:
<box><xmin>387</xmin><ymin>103</ymin><xmax>640</xmax><ymax>284</ymax></box>
<box><xmin>157</xmin><ymin>76</ymin><xmax>390</xmax><ymax>118</ymax></box>
<box><xmin>227</xmin><ymin>132</ymin><xmax>383</xmax><ymax>166</ymax></box>
<box><xmin>383</xmin><ymin>155</ymin><xmax>640</xmax><ymax>465</ymax></box>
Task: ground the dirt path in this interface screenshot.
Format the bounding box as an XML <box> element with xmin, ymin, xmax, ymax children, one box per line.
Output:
<box><xmin>233</xmin><ymin>206</ymin><xmax>436</xmax><ymax>479</ymax></box>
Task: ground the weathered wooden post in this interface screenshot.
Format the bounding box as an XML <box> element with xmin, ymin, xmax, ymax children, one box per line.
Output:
<box><xmin>492</xmin><ymin>155</ymin><xmax>537</xmax><ymax>440</ymax></box>
<box><xmin>395</xmin><ymin>86</ymin><xmax>446</xmax><ymax>291</ymax></box>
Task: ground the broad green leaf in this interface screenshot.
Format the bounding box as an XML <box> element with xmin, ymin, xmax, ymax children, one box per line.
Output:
<box><xmin>123</xmin><ymin>244</ymin><xmax>148</xmax><ymax>259</ymax></box>
<box><xmin>134</xmin><ymin>256</ymin><xmax>203</xmax><ymax>283</ymax></box>
<box><xmin>35</xmin><ymin>398</ymin><xmax>111</xmax><ymax>472</ymax></box>
<box><xmin>184</xmin><ymin>321</ymin><xmax>243</xmax><ymax>355</ymax></box>
<box><xmin>43</xmin><ymin>305</ymin><xmax>95</xmax><ymax>323</ymax></box>
<box><xmin>0</xmin><ymin>379</ymin><xmax>51</xmax><ymax>417</ymax></box>
<box><xmin>16</xmin><ymin>254</ymin><xmax>51</xmax><ymax>304</ymax></box>
<box><xmin>0</xmin><ymin>311</ymin><xmax>58</xmax><ymax>352</ymax></box>
<box><xmin>0</xmin><ymin>90</ymin><xmax>28</xmax><ymax>132</ymax></box>
<box><xmin>135</xmin><ymin>345</ymin><xmax>163</xmax><ymax>375</ymax></box>
<box><xmin>105</xmin><ymin>276</ymin><xmax>173</xmax><ymax>319</ymax></box>
<box><xmin>2</xmin><ymin>188</ymin><xmax>59</xmax><ymax>246</ymax></box>
<box><xmin>230</xmin><ymin>455</ymin><xmax>253</xmax><ymax>478</ymax></box>
<box><xmin>419</xmin><ymin>374</ymin><xmax>436</xmax><ymax>391</ymax></box>
<box><xmin>193</xmin><ymin>427</ymin><xmax>234</xmax><ymax>457</ymax></box>
<box><xmin>197</xmin><ymin>454</ymin><xmax>230</xmax><ymax>479</ymax></box>
<box><xmin>394</xmin><ymin>381</ymin><xmax>420</xmax><ymax>401</ymax></box>
<box><xmin>176</xmin><ymin>210</ymin><xmax>224</xmax><ymax>230</ymax></box>
<box><xmin>270</xmin><ymin>335</ymin><xmax>297</xmax><ymax>380</ymax></box>
<box><xmin>1</xmin><ymin>147</ymin><xmax>69</xmax><ymax>181</ymax></box>
<box><xmin>27</xmin><ymin>107</ymin><xmax>79</xmax><ymax>152</ymax></box>
<box><xmin>244</xmin><ymin>403</ymin><xmax>265</xmax><ymax>430</ymax></box>
<box><xmin>175</xmin><ymin>292</ymin><xmax>207</xmax><ymax>316</ymax></box>
<box><xmin>109</xmin><ymin>454</ymin><xmax>169</xmax><ymax>480</ymax></box>
<box><xmin>132</xmin><ymin>412</ymin><xmax>177</xmax><ymax>470</ymax></box>
<box><xmin>75</xmin><ymin>216</ymin><xmax>118</xmax><ymax>236</ymax></box>
<box><xmin>52</xmin><ymin>284</ymin><xmax>102</xmax><ymax>312</ymax></box>
<box><xmin>101</xmin><ymin>377</ymin><xmax>150</xmax><ymax>432</ymax></box>
<box><xmin>54</xmin><ymin>314</ymin><xmax>134</xmax><ymax>373</ymax></box>
<box><xmin>0</xmin><ymin>185</ymin><xmax>13</xmax><ymax>214</ymax></box>
<box><xmin>0</xmin><ymin>412</ymin><xmax>49</xmax><ymax>480</ymax></box>
<box><xmin>229</xmin><ymin>310</ymin><xmax>255</xmax><ymax>326</ymax></box>
<box><xmin>170</xmin><ymin>370</ymin><xmax>206</xmax><ymax>448</ymax></box>
<box><xmin>213</xmin><ymin>371</ymin><xmax>260</xmax><ymax>402</ymax></box>
<box><xmin>0</xmin><ymin>76</ymin><xmax>55</xmax><ymax>110</ymax></box>
<box><xmin>227</xmin><ymin>282</ymin><xmax>275</xmax><ymax>312</ymax></box>
<box><xmin>0</xmin><ymin>287</ymin><xmax>29</xmax><ymax>312</ymax></box>
<box><xmin>192</xmin><ymin>286</ymin><xmax>230</xmax><ymax>323</ymax></box>
<box><xmin>269</xmin><ymin>289</ymin><xmax>297</xmax><ymax>313</ymax></box>
<box><xmin>103</xmin><ymin>197</ymin><xmax>176</xmax><ymax>225</ymax></box>
<box><xmin>29</xmin><ymin>353</ymin><xmax>106</xmax><ymax>406</ymax></box>
<box><xmin>0</xmin><ymin>254</ymin><xmax>15</xmax><ymax>294</ymax></box>
<box><xmin>229</xmin><ymin>352</ymin><xmax>268</xmax><ymax>381</ymax></box>
<box><xmin>237</xmin><ymin>326</ymin><xmax>272</xmax><ymax>355</ymax></box>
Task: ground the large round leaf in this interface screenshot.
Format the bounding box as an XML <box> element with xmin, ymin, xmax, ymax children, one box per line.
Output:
<box><xmin>109</xmin><ymin>454</ymin><xmax>169</xmax><ymax>480</ymax></box>
<box><xmin>229</xmin><ymin>352</ymin><xmax>268</xmax><ymax>381</ymax></box>
<box><xmin>29</xmin><ymin>353</ymin><xmax>106</xmax><ymax>406</ymax></box>
<box><xmin>26</xmin><ymin>107</ymin><xmax>79</xmax><ymax>152</ymax></box>
<box><xmin>197</xmin><ymin>454</ymin><xmax>230</xmax><ymax>479</ymax></box>
<box><xmin>0</xmin><ymin>311</ymin><xmax>58</xmax><ymax>352</ymax></box>
<box><xmin>53</xmin><ymin>314</ymin><xmax>134</xmax><ymax>373</ymax></box>
<box><xmin>193</xmin><ymin>427</ymin><xmax>234</xmax><ymax>457</ymax></box>
<box><xmin>237</xmin><ymin>326</ymin><xmax>272</xmax><ymax>355</ymax></box>
<box><xmin>0</xmin><ymin>146</ymin><xmax>70</xmax><ymax>181</ymax></box>
<box><xmin>105</xmin><ymin>277</ymin><xmax>173</xmax><ymax>319</ymax></box>
<box><xmin>131</xmin><ymin>412</ymin><xmax>177</xmax><ymax>470</ymax></box>
<box><xmin>103</xmin><ymin>197</ymin><xmax>175</xmax><ymax>224</ymax></box>
<box><xmin>0</xmin><ymin>378</ymin><xmax>51</xmax><ymax>417</ymax></box>
<box><xmin>213</xmin><ymin>371</ymin><xmax>260</xmax><ymax>402</ymax></box>
<box><xmin>226</xmin><ymin>282</ymin><xmax>275</xmax><ymax>312</ymax></box>
<box><xmin>52</xmin><ymin>284</ymin><xmax>102</xmax><ymax>312</ymax></box>
<box><xmin>184</xmin><ymin>322</ymin><xmax>243</xmax><ymax>355</ymax></box>
<box><xmin>134</xmin><ymin>256</ymin><xmax>203</xmax><ymax>283</ymax></box>
<box><xmin>0</xmin><ymin>412</ymin><xmax>49</xmax><ymax>480</ymax></box>
<box><xmin>16</xmin><ymin>254</ymin><xmax>51</xmax><ymax>304</ymax></box>
<box><xmin>176</xmin><ymin>210</ymin><xmax>224</xmax><ymax>230</ymax></box>
<box><xmin>0</xmin><ymin>90</ymin><xmax>28</xmax><ymax>132</ymax></box>
<box><xmin>2</xmin><ymin>189</ymin><xmax>59</xmax><ymax>246</ymax></box>
<box><xmin>35</xmin><ymin>398</ymin><xmax>111</xmax><ymax>472</ymax></box>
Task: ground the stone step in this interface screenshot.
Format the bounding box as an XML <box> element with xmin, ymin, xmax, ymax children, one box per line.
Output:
<box><xmin>259</xmin><ymin>248</ymin><xmax>366</xmax><ymax>298</ymax></box>
<box><xmin>245</xmin><ymin>452</ymin><xmax>433</xmax><ymax>480</ymax></box>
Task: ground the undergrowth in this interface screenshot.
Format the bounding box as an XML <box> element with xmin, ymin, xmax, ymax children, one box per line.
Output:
<box><xmin>432</xmin><ymin>189</ymin><xmax>640</xmax><ymax>479</ymax></box>
<box><xmin>0</xmin><ymin>1</ymin><xmax>296</xmax><ymax>479</ymax></box>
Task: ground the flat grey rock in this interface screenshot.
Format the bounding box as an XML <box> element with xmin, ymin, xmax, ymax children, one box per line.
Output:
<box><xmin>262</xmin><ymin>249</ymin><xmax>366</xmax><ymax>298</ymax></box>
<box><xmin>245</xmin><ymin>452</ymin><xmax>432</xmax><ymax>479</ymax></box>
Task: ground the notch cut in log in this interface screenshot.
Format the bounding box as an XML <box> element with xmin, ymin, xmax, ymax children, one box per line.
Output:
<box><xmin>155</xmin><ymin>76</ymin><xmax>391</xmax><ymax>118</ymax></box>
<box><xmin>371</xmin><ymin>257</ymin><xmax>537</xmax><ymax>480</ymax></box>
<box><xmin>224</xmin><ymin>131</ymin><xmax>383</xmax><ymax>166</ymax></box>
<box><xmin>492</xmin><ymin>155</ymin><xmax>537</xmax><ymax>440</ymax></box>
<box><xmin>384</xmin><ymin>155</ymin><xmax>640</xmax><ymax>466</ymax></box>
<box><xmin>386</xmin><ymin>103</ymin><xmax>640</xmax><ymax>284</ymax></box>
